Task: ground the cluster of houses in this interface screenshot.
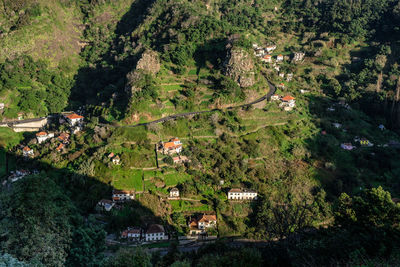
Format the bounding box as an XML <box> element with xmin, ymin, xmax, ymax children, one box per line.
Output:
<box><xmin>271</xmin><ymin>94</ymin><xmax>296</xmax><ymax>111</ymax></box>
<box><xmin>97</xmin><ymin>189</ymin><xmax>135</xmax><ymax>212</ymax></box>
<box><xmin>19</xmin><ymin>112</ymin><xmax>84</xmax><ymax>157</ymax></box>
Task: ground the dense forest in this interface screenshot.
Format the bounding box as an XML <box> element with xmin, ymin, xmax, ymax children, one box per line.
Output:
<box><xmin>1</xmin><ymin>0</ymin><xmax>400</xmax><ymax>266</ymax></box>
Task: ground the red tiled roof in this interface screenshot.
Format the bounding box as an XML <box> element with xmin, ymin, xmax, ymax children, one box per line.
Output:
<box><xmin>198</xmin><ymin>214</ymin><xmax>217</xmax><ymax>223</ymax></box>
<box><xmin>264</xmin><ymin>55</ymin><xmax>271</xmax><ymax>58</ymax></box>
<box><xmin>36</xmin><ymin>131</ymin><xmax>47</xmax><ymax>136</ymax></box>
<box><xmin>66</xmin><ymin>113</ymin><xmax>83</xmax><ymax>120</ymax></box>
<box><xmin>108</xmin><ymin>152</ymin><xmax>115</xmax><ymax>158</ymax></box>
<box><xmin>278</xmin><ymin>54</ymin><xmax>283</xmax><ymax>57</ymax></box>
<box><xmin>164</xmin><ymin>142</ymin><xmax>181</xmax><ymax>149</ymax></box>
<box><xmin>56</xmin><ymin>143</ymin><xmax>64</xmax><ymax>151</ymax></box>
<box><xmin>281</xmin><ymin>95</ymin><xmax>295</xmax><ymax>101</ymax></box>
<box><xmin>23</xmin><ymin>146</ymin><xmax>31</xmax><ymax>151</ymax></box>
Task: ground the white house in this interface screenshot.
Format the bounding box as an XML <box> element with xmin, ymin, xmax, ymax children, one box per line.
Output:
<box><xmin>65</xmin><ymin>113</ymin><xmax>84</xmax><ymax>126</ymax></box>
<box><xmin>121</xmin><ymin>227</ymin><xmax>142</xmax><ymax>240</ymax></box>
<box><xmin>22</xmin><ymin>146</ymin><xmax>33</xmax><ymax>157</ymax></box>
<box><xmin>228</xmin><ymin>188</ymin><xmax>258</xmax><ymax>200</ymax></box>
<box><xmin>36</xmin><ymin>131</ymin><xmax>54</xmax><ymax>144</ymax></box>
<box><xmin>332</xmin><ymin>123</ymin><xmax>342</xmax><ymax>129</ymax></box>
<box><xmin>97</xmin><ymin>199</ymin><xmax>115</xmax><ymax>211</ymax></box>
<box><xmin>160</xmin><ymin>138</ymin><xmax>182</xmax><ymax>155</ymax></box>
<box><xmin>286</xmin><ymin>73</ymin><xmax>293</xmax><ymax>81</ymax></box>
<box><xmin>281</xmin><ymin>95</ymin><xmax>296</xmax><ymax>107</ymax></box>
<box><xmin>262</xmin><ymin>54</ymin><xmax>272</xmax><ymax>63</ymax></box>
<box><xmin>0</xmin><ymin>103</ymin><xmax>4</xmax><ymax>110</ymax></box>
<box><xmin>169</xmin><ymin>188</ymin><xmax>179</xmax><ymax>198</ymax></box>
<box><xmin>112</xmin><ymin>155</ymin><xmax>121</xmax><ymax>165</ymax></box>
<box><xmin>341</xmin><ymin>143</ymin><xmax>355</xmax><ymax>150</ymax></box>
<box><xmin>112</xmin><ymin>189</ymin><xmax>135</xmax><ymax>202</ymax></box>
<box><xmin>265</xmin><ymin>45</ymin><xmax>277</xmax><ymax>53</ymax></box>
<box><xmin>145</xmin><ymin>224</ymin><xmax>166</xmax><ymax>242</ymax></box>
<box><xmin>276</xmin><ymin>54</ymin><xmax>284</xmax><ymax>62</ymax></box>
<box><xmin>189</xmin><ymin>214</ymin><xmax>217</xmax><ymax>234</ymax></box>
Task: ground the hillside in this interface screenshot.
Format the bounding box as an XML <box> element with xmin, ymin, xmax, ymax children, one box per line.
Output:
<box><xmin>1</xmin><ymin>0</ymin><xmax>400</xmax><ymax>266</ymax></box>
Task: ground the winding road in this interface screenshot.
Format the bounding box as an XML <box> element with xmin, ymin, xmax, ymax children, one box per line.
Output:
<box><xmin>100</xmin><ymin>81</ymin><xmax>276</xmax><ymax>128</ymax></box>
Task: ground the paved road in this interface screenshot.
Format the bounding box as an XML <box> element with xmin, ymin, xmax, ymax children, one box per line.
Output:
<box><xmin>100</xmin><ymin>81</ymin><xmax>276</xmax><ymax>128</ymax></box>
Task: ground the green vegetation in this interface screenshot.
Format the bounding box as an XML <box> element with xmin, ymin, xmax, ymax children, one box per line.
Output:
<box><xmin>2</xmin><ymin>0</ymin><xmax>400</xmax><ymax>266</ymax></box>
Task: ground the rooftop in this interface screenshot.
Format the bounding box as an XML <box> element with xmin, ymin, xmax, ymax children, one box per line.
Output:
<box><xmin>66</xmin><ymin>113</ymin><xmax>84</xmax><ymax>120</ymax></box>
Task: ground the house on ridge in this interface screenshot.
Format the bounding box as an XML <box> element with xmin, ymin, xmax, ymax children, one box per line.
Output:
<box><xmin>145</xmin><ymin>224</ymin><xmax>166</xmax><ymax>242</ymax></box>
<box><xmin>65</xmin><ymin>113</ymin><xmax>84</xmax><ymax>126</ymax></box>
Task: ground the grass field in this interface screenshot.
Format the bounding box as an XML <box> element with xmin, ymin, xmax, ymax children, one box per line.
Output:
<box><xmin>112</xmin><ymin>169</ymin><xmax>144</xmax><ymax>191</ymax></box>
<box><xmin>163</xmin><ymin>172</ymin><xmax>191</xmax><ymax>187</ymax></box>
<box><xmin>170</xmin><ymin>199</ymin><xmax>210</xmax><ymax>212</ymax></box>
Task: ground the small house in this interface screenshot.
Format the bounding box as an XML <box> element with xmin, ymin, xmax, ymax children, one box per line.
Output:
<box><xmin>276</xmin><ymin>54</ymin><xmax>284</xmax><ymax>62</ymax></box>
<box><xmin>0</xmin><ymin>103</ymin><xmax>4</xmax><ymax>110</ymax></box>
<box><xmin>265</xmin><ymin>45</ymin><xmax>277</xmax><ymax>53</ymax></box>
<box><xmin>286</xmin><ymin>73</ymin><xmax>293</xmax><ymax>82</ymax></box>
<box><xmin>160</xmin><ymin>137</ymin><xmax>182</xmax><ymax>155</ymax></box>
<box><xmin>169</xmin><ymin>188</ymin><xmax>179</xmax><ymax>198</ymax></box>
<box><xmin>97</xmin><ymin>199</ymin><xmax>115</xmax><ymax>211</ymax></box>
<box><xmin>279</xmin><ymin>72</ymin><xmax>285</xmax><ymax>78</ymax></box>
<box><xmin>281</xmin><ymin>95</ymin><xmax>296</xmax><ymax>105</ymax></box>
<box><xmin>189</xmin><ymin>214</ymin><xmax>217</xmax><ymax>234</ymax></box>
<box><xmin>56</xmin><ymin>143</ymin><xmax>65</xmax><ymax>152</ymax></box>
<box><xmin>262</xmin><ymin>54</ymin><xmax>272</xmax><ymax>63</ymax></box>
<box><xmin>112</xmin><ymin>155</ymin><xmax>121</xmax><ymax>165</ymax></box>
<box><xmin>121</xmin><ymin>227</ymin><xmax>142</xmax><ymax>240</ymax></box>
<box><xmin>17</xmin><ymin>112</ymin><xmax>24</xmax><ymax>120</ymax></box>
<box><xmin>65</xmin><ymin>113</ymin><xmax>84</xmax><ymax>126</ymax></box>
<box><xmin>108</xmin><ymin>152</ymin><xmax>115</xmax><ymax>158</ymax></box>
<box><xmin>332</xmin><ymin>123</ymin><xmax>342</xmax><ymax>129</ymax></box>
<box><xmin>271</xmin><ymin>94</ymin><xmax>280</xmax><ymax>101</ymax></box>
<box><xmin>278</xmin><ymin>83</ymin><xmax>285</xmax><ymax>89</ymax></box>
<box><xmin>341</xmin><ymin>143</ymin><xmax>355</xmax><ymax>150</ymax></box>
<box><xmin>378</xmin><ymin>124</ymin><xmax>385</xmax><ymax>131</ymax></box>
<box><xmin>36</xmin><ymin>131</ymin><xmax>54</xmax><ymax>144</ymax></box>
<box><xmin>58</xmin><ymin>133</ymin><xmax>70</xmax><ymax>144</ymax></box>
<box><xmin>112</xmin><ymin>189</ymin><xmax>135</xmax><ymax>202</ymax></box>
<box><xmin>145</xmin><ymin>224</ymin><xmax>166</xmax><ymax>242</ymax></box>
<box><xmin>360</xmin><ymin>138</ymin><xmax>373</xmax><ymax>147</ymax></box>
<box><xmin>228</xmin><ymin>188</ymin><xmax>258</xmax><ymax>200</ymax></box>
<box><xmin>22</xmin><ymin>146</ymin><xmax>33</xmax><ymax>157</ymax></box>
<box><xmin>274</xmin><ymin>66</ymin><xmax>280</xmax><ymax>72</ymax></box>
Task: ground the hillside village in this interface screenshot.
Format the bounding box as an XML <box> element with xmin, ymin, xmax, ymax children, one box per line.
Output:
<box><xmin>1</xmin><ymin>0</ymin><xmax>400</xmax><ymax>266</ymax></box>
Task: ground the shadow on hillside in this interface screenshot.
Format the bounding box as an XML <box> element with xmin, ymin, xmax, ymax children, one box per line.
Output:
<box><xmin>303</xmin><ymin>94</ymin><xmax>400</xmax><ymax>199</ymax></box>
<box><xmin>68</xmin><ymin>0</ymin><xmax>157</xmax><ymax>121</ymax></box>
<box><xmin>0</xmin><ymin>144</ymin><xmax>168</xmax><ymax>234</ymax></box>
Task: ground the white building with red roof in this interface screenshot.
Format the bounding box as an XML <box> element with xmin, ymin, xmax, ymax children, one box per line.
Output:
<box><xmin>160</xmin><ymin>137</ymin><xmax>182</xmax><ymax>155</ymax></box>
<box><xmin>121</xmin><ymin>227</ymin><xmax>142</xmax><ymax>240</ymax></box>
<box><xmin>145</xmin><ymin>224</ymin><xmax>166</xmax><ymax>242</ymax></box>
<box><xmin>36</xmin><ymin>131</ymin><xmax>54</xmax><ymax>144</ymax></box>
<box><xmin>22</xmin><ymin>146</ymin><xmax>34</xmax><ymax>157</ymax></box>
<box><xmin>65</xmin><ymin>113</ymin><xmax>84</xmax><ymax>126</ymax></box>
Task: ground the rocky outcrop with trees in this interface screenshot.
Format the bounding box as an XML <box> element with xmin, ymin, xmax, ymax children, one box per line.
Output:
<box><xmin>223</xmin><ymin>47</ymin><xmax>255</xmax><ymax>88</ymax></box>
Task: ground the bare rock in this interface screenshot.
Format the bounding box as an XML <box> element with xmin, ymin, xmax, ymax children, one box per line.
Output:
<box><xmin>135</xmin><ymin>50</ymin><xmax>160</xmax><ymax>75</ymax></box>
<box><xmin>223</xmin><ymin>47</ymin><xmax>255</xmax><ymax>88</ymax></box>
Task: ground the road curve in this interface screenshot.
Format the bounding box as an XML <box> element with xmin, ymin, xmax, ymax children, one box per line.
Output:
<box><xmin>100</xmin><ymin>81</ymin><xmax>276</xmax><ymax>128</ymax></box>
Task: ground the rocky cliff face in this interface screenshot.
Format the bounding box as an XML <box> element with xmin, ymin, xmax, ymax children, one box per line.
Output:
<box><xmin>135</xmin><ymin>50</ymin><xmax>160</xmax><ymax>75</ymax></box>
<box><xmin>125</xmin><ymin>50</ymin><xmax>160</xmax><ymax>95</ymax></box>
<box><xmin>223</xmin><ymin>47</ymin><xmax>255</xmax><ymax>88</ymax></box>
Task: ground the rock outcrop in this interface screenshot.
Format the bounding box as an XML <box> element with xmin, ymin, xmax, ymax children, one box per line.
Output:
<box><xmin>125</xmin><ymin>50</ymin><xmax>160</xmax><ymax>95</ymax></box>
<box><xmin>223</xmin><ymin>47</ymin><xmax>255</xmax><ymax>88</ymax></box>
<box><xmin>135</xmin><ymin>50</ymin><xmax>160</xmax><ymax>75</ymax></box>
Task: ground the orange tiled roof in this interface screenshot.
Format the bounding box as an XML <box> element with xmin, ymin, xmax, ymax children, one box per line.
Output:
<box><xmin>56</xmin><ymin>143</ymin><xmax>64</xmax><ymax>151</ymax></box>
<box><xmin>198</xmin><ymin>214</ymin><xmax>217</xmax><ymax>223</ymax></box>
<box><xmin>36</xmin><ymin>131</ymin><xmax>47</xmax><ymax>136</ymax></box>
<box><xmin>164</xmin><ymin>141</ymin><xmax>181</xmax><ymax>149</ymax></box>
<box><xmin>229</xmin><ymin>188</ymin><xmax>242</xmax><ymax>193</ymax></box>
<box><xmin>264</xmin><ymin>55</ymin><xmax>271</xmax><ymax>58</ymax></box>
<box><xmin>281</xmin><ymin>95</ymin><xmax>295</xmax><ymax>101</ymax></box>
<box><xmin>66</xmin><ymin>113</ymin><xmax>84</xmax><ymax>120</ymax></box>
<box><xmin>23</xmin><ymin>146</ymin><xmax>31</xmax><ymax>151</ymax></box>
